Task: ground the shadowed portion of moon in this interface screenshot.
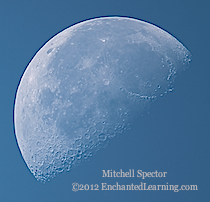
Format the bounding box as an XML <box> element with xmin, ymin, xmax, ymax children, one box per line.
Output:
<box><xmin>14</xmin><ymin>17</ymin><xmax>191</xmax><ymax>182</ymax></box>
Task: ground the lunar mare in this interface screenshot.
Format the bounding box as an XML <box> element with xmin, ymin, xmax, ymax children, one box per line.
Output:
<box><xmin>14</xmin><ymin>17</ymin><xmax>191</xmax><ymax>182</ymax></box>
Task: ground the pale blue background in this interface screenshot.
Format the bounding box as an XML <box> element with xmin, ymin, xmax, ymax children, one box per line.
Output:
<box><xmin>0</xmin><ymin>0</ymin><xmax>209</xmax><ymax>201</ymax></box>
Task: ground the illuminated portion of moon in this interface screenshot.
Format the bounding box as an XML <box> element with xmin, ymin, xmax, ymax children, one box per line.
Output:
<box><xmin>14</xmin><ymin>17</ymin><xmax>191</xmax><ymax>182</ymax></box>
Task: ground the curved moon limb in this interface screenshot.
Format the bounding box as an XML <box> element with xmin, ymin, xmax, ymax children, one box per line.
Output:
<box><xmin>14</xmin><ymin>17</ymin><xmax>192</xmax><ymax>182</ymax></box>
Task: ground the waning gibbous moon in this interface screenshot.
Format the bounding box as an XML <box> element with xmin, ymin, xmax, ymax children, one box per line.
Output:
<box><xmin>14</xmin><ymin>16</ymin><xmax>191</xmax><ymax>182</ymax></box>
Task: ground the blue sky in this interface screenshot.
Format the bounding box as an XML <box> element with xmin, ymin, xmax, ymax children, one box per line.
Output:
<box><xmin>0</xmin><ymin>0</ymin><xmax>209</xmax><ymax>201</ymax></box>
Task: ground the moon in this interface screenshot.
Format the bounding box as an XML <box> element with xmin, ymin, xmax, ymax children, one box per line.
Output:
<box><xmin>14</xmin><ymin>16</ymin><xmax>191</xmax><ymax>182</ymax></box>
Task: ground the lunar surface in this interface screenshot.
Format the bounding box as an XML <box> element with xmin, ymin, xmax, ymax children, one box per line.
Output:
<box><xmin>14</xmin><ymin>17</ymin><xmax>191</xmax><ymax>182</ymax></box>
